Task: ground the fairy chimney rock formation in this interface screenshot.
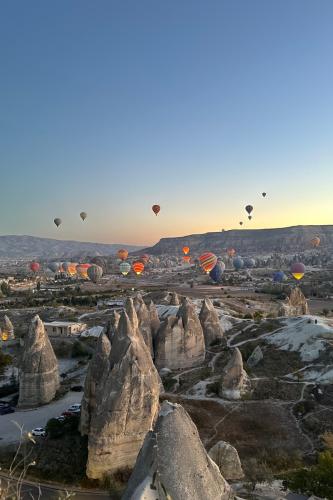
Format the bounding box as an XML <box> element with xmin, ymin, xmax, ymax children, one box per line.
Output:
<box><xmin>220</xmin><ymin>348</ymin><xmax>249</xmax><ymax>400</ymax></box>
<box><xmin>4</xmin><ymin>315</ymin><xmax>15</xmax><ymax>340</ymax></box>
<box><xmin>80</xmin><ymin>332</ymin><xmax>111</xmax><ymax>436</ymax></box>
<box><xmin>106</xmin><ymin>310</ymin><xmax>120</xmax><ymax>342</ymax></box>
<box><xmin>18</xmin><ymin>315</ymin><xmax>59</xmax><ymax>408</ymax></box>
<box><xmin>169</xmin><ymin>292</ymin><xmax>180</xmax><ymax>305</ymax></box>
<box><xmin>122</xmin><ymin>401</ymin><xmax>233</xmax><ymax>500</ymax></box>
<box><xmin>155</xmin><ymin>297</ymin><xmax>205</xmax><ymax>370</ymax></box>
<box><xmin>279</xmin><ymin>287</ymin><xmax>309</xmax><ymax>317</ymax></box>
<box><xmin>199</xmin><ymin>298</ymin><xmax>224</xmax><ymax>347</ymax></box>
<box><xmin>133</xmin><ymin>295</ymin><xmax>154</xmax><ymax>356</ymax></box>
<box><xmin>146</xmin><ymin>299</ymin><xmax>160</xmax><ymax>339</ymax></box>
<box><xmin>86</xmin><ymin>309</ymin><xmax>160</xmax><ymax>479</ymax></box>
<box><xmin>209</xmin><ymin>441</ymin><xmax>244</xmax><ymax>481</ymax></box>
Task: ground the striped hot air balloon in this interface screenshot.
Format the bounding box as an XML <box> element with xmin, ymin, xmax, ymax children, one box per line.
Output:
<box><xmin>199</xmin><ymin>252</ymin><xmax>217</xmax><ymax>274</ymax></box>
<box><xmin>182</xmin><ymin>246</ymin><xmax>190</xmax><ymax>255</ymax></box>
<box><xmin>117</xmin><ymin>249</ymin><xmax>128</xmax><ymax>261</ymax></box>
<box><xmin>290</xmin><ymin>262</ymin><xmax>305</xmax><ymax>281</ymax></box>
<box><xmin>132</xmin><ymin>261</ymin><xmax>145</xmax><ymax>275</ymax></box>
<box><xmin>76</xmin><ymin>263</ymin><xmax>91</xmax><ymax>279</ymax></box>
<box><xmin>119</xmin><ymin>262</ymin><xmax>131</xmax><ymax>275</ymax></box>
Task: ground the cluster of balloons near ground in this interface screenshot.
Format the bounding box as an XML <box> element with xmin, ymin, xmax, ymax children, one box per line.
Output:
<box><xmin>116</xmin><ymin>248</ymin><xmax>150</xmax><ymax>276</ymax></box>
<box><xmin>30</xmin><ymin>261</ymin><xmax>103</xmax><ymax>283</ymax></box>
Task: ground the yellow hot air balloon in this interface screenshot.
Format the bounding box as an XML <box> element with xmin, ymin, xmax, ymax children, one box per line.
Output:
<box><xmin>1</xmin><ymin>331</ymin><xmax>8</xmax><ymax>341</ymax></box>
<box><xmin>291</xmin><ymin>262</ymin><xmax>305</xmax><ymax>281</ymax></box>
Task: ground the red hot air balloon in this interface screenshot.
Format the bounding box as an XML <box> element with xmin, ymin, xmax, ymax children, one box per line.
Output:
<box><xmin>117</xmin><ymin>249</ymin><xmax>128</xmax><ymax>261</ymax></box>
<box><xmin>152</xmin><ymin>205</ymin><xmax>160</xmax><ymax>216</ymax></box>
<box><xmin>30</xmin><ymin>262</ymin><xmax>40</xmax><ymax>273</ymax></box>
<box><xmin>199</xmin><ymin>252</ymin><xmax>217</xmax><ymax>274</ymax></box>
<box><xmin>132</xmin><ymin>261</ymin><xmax>145</xmax><ymax>275</ymax></box>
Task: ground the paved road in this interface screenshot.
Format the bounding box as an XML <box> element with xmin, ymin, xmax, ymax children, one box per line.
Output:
<box><xmin>0</xmin><ymin>472</ymin><xmax>110</xmax><ymax>499</ymax></box>
<box><xmin>0</xmin><ymin>391</ymin><xmax>83</xmax><ymax>445</ymax></box>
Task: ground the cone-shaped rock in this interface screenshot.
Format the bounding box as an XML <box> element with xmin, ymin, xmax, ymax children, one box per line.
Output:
<box><xmin>80</xmin><ymin>332</ymin><xmax>111</xmax><ymax>435</ymax></box>
<box><xmin>177</xmin><ymin>297</ymin><xmax>205</xmax><ymax>364</ymax></box>
<box><xmin>122</xmin><ymin>401</ymin><xmax>233</xmax><ymax>500</ymax></box>
<box><xmin>86</xmin><ymin>310</ymin><xmax>160</xmax><ymax>479</ymax></box>
<box><xmin>18</xmin><ymin>315</ymin><xmax>59</xmax><ymax>408</ymax></box>
<box><xmin>169</xmin><ymin>292</ymin><xmax>180</xmax><ymax>305</ymax></box>
<box><xmin>208</xmin><ymin>441</ymin><xmax>244</xmax><ymax>480</ymax></box>
<box><xmin>278</xmin><ymin>287</ymin><xmax>309</xmax><ymax>317</ymax></box>
<box><xmin>106</xmin><ymin>310</ymin><xmax>120</xmax><ymax>342</ymax></box>
<box><xmin>125</xmin><ymin>297</ymin><xmax>139</xmax><ymax>332</ymax></box>
<box><xmin>247</xmin><ymin>345</ymin><xmax>263</xmax><ymax>368</ymax></box>
<box><xmin>199</xmin><ymin>298</ymin><xmax>224</xmax><ymax>347</ymax></box>
<box><xmin>4</xmin><ymin>315</ymin><xmax>15</xmax><ymax>340</ymax></box>
<box><xmin>133</xmin><ymin>295</ymin><xmax>154</xmax><ymax>356</ymax></box>
<box><xmin>220</xmin><ymin>348</ymin><xmax>249</xmax><ymax>400</ymax></box>
<box><xmin>146</xmin><ymin>299</ymin><xmax>160</xmax><ymax>339</ymax></box>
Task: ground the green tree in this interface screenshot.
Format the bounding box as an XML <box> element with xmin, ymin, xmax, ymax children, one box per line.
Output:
<box><xmin>1</xmin><ymin>281</ymin><xmax>11</xmax><ymax>296</ymax></box>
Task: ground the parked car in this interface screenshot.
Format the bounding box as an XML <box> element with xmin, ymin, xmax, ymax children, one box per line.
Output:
<box><xmin>55</xmin><ymin>415</ymin><xmax>65</xmax><ymax>423</ymax></box>
<box><xmin>70</xmin><ymin>385</ymin><xmax>83</xmax><ymax>392</ymax></box>
<box><xmin>68</xmin><ymin>404</ymin><xmax>81</xmax><ymax>411</ymax></box>
<box><xmin>61</xmin><ymin>410</ymin><xmax>80</xmax><ymax>418</ymax></box>
<box><xmin>0</xmin><ymin>405</ymin><xmax>15</xmax><ymax>415</ymax></box>
<box><xmin>31</xmin><ymin>427</ymin><xmax>46</xmax><ymax>437</ymax></box>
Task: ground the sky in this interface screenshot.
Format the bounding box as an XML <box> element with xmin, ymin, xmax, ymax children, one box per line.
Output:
<box><xmin>0</xmin><ymin>0</ymin><xmax>332</xmax><ymax>246</ymax></box>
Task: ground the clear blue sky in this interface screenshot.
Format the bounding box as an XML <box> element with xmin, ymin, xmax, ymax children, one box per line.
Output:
<box><xmin>1</xmin><ymin>0</ymin><xmax>332</xmax><ymax>245</ymax></box>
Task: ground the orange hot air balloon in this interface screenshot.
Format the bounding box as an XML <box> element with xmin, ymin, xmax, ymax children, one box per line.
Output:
<box><xmin>76</xmin><ymin>263</ymin><xmax>91</xmax><ymax>279</ymax></box>
<box><xmin>30</xmin><ymin>262</ymin><xmax>40</xmax><ymax>273</ymax></box>
<box><xmin>132</xmin><ymin>261</ymin><xmax>145</xmax><ymax>275</ymax></box>
<box><xmin>183</xmin><ymin>255</ymin><xmax>191</xmax><ymax>263</ymax></box>
<box><xmin>182</xmin><ymin>246</ymin><xmax>190</xmax><ymax>255</ymax></box>
<box><xmin>310</xmin><ymin>237</ymin><xmax>320</xmax><ymax>248</ymax></box>
<box><xmin>117</xmin><ymin>249</ymin><xmax>128</xmax><ymax>261</ymax></box>
<box><xmin>199</xmin><ymin>252</ymin><xmax>217</xmax><ymax>274</ymax></box>
<box><xmin>152</xmin><ymin>204</ymin><xmax>160</xmax><ymax>216</ymax></box>
<box><xmin>227</xmin><ymin>248</ymin><xmax>236</xmax><ymax>257</ymax></box>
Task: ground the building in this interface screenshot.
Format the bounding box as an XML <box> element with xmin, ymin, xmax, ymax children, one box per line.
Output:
<box><xmin>44</xmin><ymin>321</ymin><xmax>87</xmax><ymax>337</ymax></box>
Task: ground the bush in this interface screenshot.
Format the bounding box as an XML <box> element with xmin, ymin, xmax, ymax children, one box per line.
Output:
<box><xmin>71</xmin><ymin>340</ymin><xmax>89</xmax><ymax>358</ymax></box>
<box><xmin>0</xmin><ymin>349</ymin><xmax>12</xmax><ymax>374</ymax></box>
<box><xmin>46</xmin><ymin>418</ymin><xmax>64</xmax><ymax>438</ymax></box>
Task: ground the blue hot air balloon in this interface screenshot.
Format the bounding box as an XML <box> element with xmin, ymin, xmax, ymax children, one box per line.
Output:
<box><xmin>244</xmin><ymin>258</ymin><xmax>256</xmax><ymax>269</ymax></box>
<box><xmin>209</xmin><ymin>261</ymin><xmax>226</xmax><ymax>283</ymax></box>
<box><xmin>233</xmin><ymin>256</ymin><xmax>244</xmax><ymax>270</ymax></box>
<box><xmin>273</xmin><ymin>271</ymin><xmax>286</xmax><ymax>283</ymax></box>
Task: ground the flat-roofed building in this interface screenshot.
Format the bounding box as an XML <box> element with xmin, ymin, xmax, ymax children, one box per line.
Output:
<box><xmin>44</xmin><ymin>321</ymin><xmax>87</xmax><ymax>337</ymax></box>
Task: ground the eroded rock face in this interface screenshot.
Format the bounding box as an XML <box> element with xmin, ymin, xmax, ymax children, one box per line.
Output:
<box><xmin>279</xmin><ymin>287</ymin><xmax>309</xmax><ymax>317</ymax></box>
<box><xmin>4</xmin><ymin>315</ymin><xmax>14</xmax><ymax>340</ymax></box>
<box><xmin>86</xmin><ymin>310</ymin><xmax>160</xmax><ymax>479</ymax></box>
<box><xmin>199</xmin><ymin>298</ymin><xmax>224</xmax><ymax>347</ymax></box>
<box><xmin>133</xmin><ymin>295</ymin><xmax>154</xmax><ymax>356</ymax></box>
<box><xmin>155</xmin><ymin>298</ymin><xmax>205</xmax><ymax>370</ymax></box>
<box><xmin>146</xmin><ymin>299</ymin><xmax>160</xmax><ymax>340</ymax></box>
<box><xmin>80</xmin><ymin>332</ymin><xmax>111</xmax><ymax>436</ymax></box>
<box><xmin>106</xmin><ymin>310</ymin><xmax>120</xmax><ymax>342</ymax></box>
<box><xmin>18</xmin><ymin>316</ymin><xmax>59</xmax><ymax>408</ymax></box>
<box><xmin>220</xmin><ymin>348</ymin><xmax>249</xmax><ymax>400</ymax></box>
<box><xmin>247</xmin><ymin>345</ymin><xmax>263</xmax><ymax>368</ymax></box>
<box><xmin>169</xmin><ymin>292</ymin><xmax>180</xmax><ymax>305</ymax></box>
<box><xmin>208</xmin><ymin>441</ymin><xmax>244</xmax><ymax>481</ymax></box>
<box><xmin>122</xmin><ymin>401</ymin><xmax>233</xmax><ymax>500</ymax></box>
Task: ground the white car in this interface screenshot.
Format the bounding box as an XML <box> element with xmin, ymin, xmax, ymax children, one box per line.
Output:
<box><xmin>31</xmin><ymin>427</ymin><xmax>46</xmax><ymax>437</ymax></box>
<box><xmin>68</xmin><ymin>404</ymin><xmax>81</xmax><ymax>412</ymax></box>
<box><xmin>56</xmin><ymin>416</ymin><xmax>65</xmax><ymax>423</ymax></box>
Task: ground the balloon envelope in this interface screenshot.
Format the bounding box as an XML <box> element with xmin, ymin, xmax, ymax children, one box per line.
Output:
<box><xmin>199</xmin><ymin>252</ymin><xmax>217</xmax><ymax>274</ymax></box>
<box><xmin>239</xmin><ymin>221</ymin><xmax>243</xmax><ymax>226</ymax></box>
<box><xmin>30</xmin><ymin>262</ymin><xmax>40</xmax><ymax>273</ymax></box>
<box><xmin>76</xmin><ymin>263</ymin><xmax>91</xmax><ymax>279</ymax></box>
<box><xmin>48</xmin><ymin>262</ymin><xmax>61</xmax><ymax>273</ymax></box>
<box><xmin>233</xmin><ymin>257</ymin><xmax>244</xmax><ymax>270</ymax></box>
<box><xmin>245</xmin><ymin>205</ymin><xmax>253</xmax><ymax>215</ymax></box>
<box><xmin>54</xmin><ymin>218</ymin><xmax>62</xmax><ymax>227</ymax></box>
<box><xmin>87</xmin><ymin>264</ymin><xmax>103</xmax><ymax>283</ymax></box>
<box><xmin>152</xmin><ymin>204</ymin><xmax>160</xmax><ymax>216</ymax></box>
<box><xmin>262</xmin><ymin>192</ymin><xmax>267</xmax><ymax>197</ymax></box>
<box><xmin>209</xmin><ymin>261</ymin><xmax>225</xmax><ymax>283</ymax></box>
<box><xmin>80</xmin><ymin>212</ymin><xmax>87</xmax><ymax>221</ymax></box>
<box><xmin>132</xmin><ymin>261</ymin><xmax>145</xmax><ymax>275</ymax></box>
<box><xmin>244</xmin><ymin>258</ymin><xmax>256</xmax><ymax>268</ymax></box>
<box><xmin>182</xmin><ymin>246</ymin><xmax>190</xmax><ymax>255</ymax></box>
<box><xmin>119</xmin><ymin>262</ymin><xmax>131</xmax><ymax>275</ymax></box>
<box><xmin>273</xmin><ymin>271</ymin><xmax>286</xmax><ymax>283</ymax></box>
<box><xmin>183</xmin><ymin>255</ymin><xmax>191</xmax><ymax>263</ymax></box>
<box><xmin>290</xmin><ymin>262</ymin><xmax>305</xmax><ymax>281</ymax></box>
<box><xmin>117</xmin><ymin>249</ymin><xmax>128</xmax><ymax>261</ymax></box>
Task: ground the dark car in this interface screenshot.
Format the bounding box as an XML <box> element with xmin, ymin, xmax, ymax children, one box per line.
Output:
<box><xmin>70</xmin><ymin>385</ymin><xmax>83</xmax><ymax>392</ymax></box>
<box><xmin>0</xmin><ymin>405</ymin><xmax>15</xmax><ymax>415</ymax></box>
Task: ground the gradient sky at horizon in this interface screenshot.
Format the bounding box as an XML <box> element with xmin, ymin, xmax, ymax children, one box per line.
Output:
<box><xmin>0</xmin><ymin>0</ymin><xmax>332</xmax><ymax>246</ymax></box>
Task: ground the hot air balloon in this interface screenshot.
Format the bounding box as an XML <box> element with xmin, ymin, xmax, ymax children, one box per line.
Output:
<box><xmin>117</xmin><ymin>249</ymin><xmax>128</xmax><ymax>261</ymax></box>
<box><xmin>199</xmin><ymin>252</ymin><xmax>218</xmax><ymax>274</ymax></box>
<box><xmin>209</xmin><ymin>261</ymin><xmax>226</xmax><ymax>283</ymax></box>
<box><xmin>119</xmin><ymin>262</ymin><xmax>131</xmax><ymax>276</ymax></box>
<box><xmin>76</xmin><ymin>263</ymin><xmax>91</xmax><ymax>279</ymax></box>
<box><xmin>273</xmin><ymin>271</ymin><xmax>286</xmax><ymax>283</ymax></box>
<box><xmin>183</xmin><ymin>255</ymin><xmax>191</xmax><ymax>263</ymax></box>
<box><xmin>233</xmin><ymin>257</ymin><xmax>244</xmax><ymax>270</ymax></box>
<box><xmin>54</xmin><ymin>218</ymin><xmax>62</xmax><ymax>228</ymax></box>
<box><xmin>227</xmin><ymin>248</ymin><xmax>236</xmax><ymax>257</ymax></box>
<box><xmin>1</xmin><ymin>331</ymin><xmax>8</xmax><ymax>341</ymax></box>
<box><xmin>48</xmin><ymin>262</ymin><xmax>61</xmax><ymax>273</ymax></box>
<box><xmin>245</xmin><ymin>205</ymin><xmax>253</xmax><ymax>215</ymax></box>
<box><xmin>248</xmin><ymin>215</ymin><xmax>252</xmax><ymax>220</ymax></box>
<box><xmin>80</xmin><ymin>212</ymin><xmax>87</xmax><ymax>221</ymax></box>
<box><xmin>152</xmin><ymin>205</ymin><xmax>160</xmax><ymax>216</ymax></box>
<box><xmin>62</xmin><ymin>262</ymin><xmax>70</xmax><ymax>273</ymax></box>
<box><xmin>30</xmin><ymin>262</ymin><xmax>40</xmax><ymax>273</ymax></box>
<box><xmin>244</xmin><ymin>258</ymin><xmax>256</xmax><ymax>269</ymax></box>
<box><xmin>310</xmin><ymin>237</ymin><xmax>320</xmax><ymax>248</ymax></box>
<box><xmin>182</xmin><ymin>246</ymin><xmax>190</xmax><ymax>255</ymax></box>
<box><xmin>239</xmin><ymin>221</ymin><xmax>243</xmax><ymax>226</ymax></box>
<box><xmin>291</xmin><ymin>262</ymin><xmax>305</xmax><ymax>281</ymax></box>
<box><xmin>262</xmin><ymin>192</ymin><xmax>267</xmax><ymax>198</ymax></box>
<box><xmin>87</xmin><ymin>264</ymin><xmax>103</xmax><ymax>283</ymax></box>
<box><xmin>67</xmin><ymin>263</ymin><xmax>78</xmax><ymax>276</ymax></box>
<box><xmin>132</xmin><ymin>261</ymin><xmax>145</xmax><ymax>275</ymax></box>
